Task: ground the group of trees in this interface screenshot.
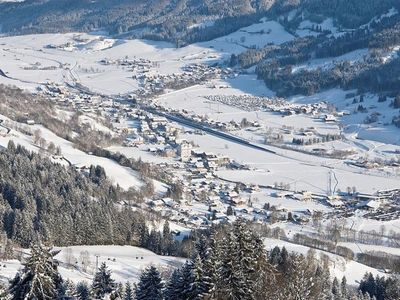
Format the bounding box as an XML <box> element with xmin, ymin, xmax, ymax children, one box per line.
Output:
<box><xmin>4</xmin><ymin>245</ymin><xmax>122</xmax><ymax>299</ymax></box>
<box><xmin>1</xmin><ymin>0</ymin><xmax>398</xmax><ymax>45</ymax></box>
<box><xmin>122</xmin><ymin>219</ymin><xmax>400</xmax><ymax>300</ymax></box>
<box><xmin>0</xmin><ymin>141</ymin><xmax>134</xmax><ymax>247</ymax></box>
<box><xmin>2</xmin><ymin>220</ymin><xmax>400</xmax><ymax>299</ymax></box>
<box><xmin>359</xmin><ymin>273</ymin><xmax>400</xmax><ymax>300</ymax></box>
<box><xmin>256</xmin><ymin>54</ymin><xmax>400</xmax><ymax>97</ymax></box>
<box><xmin>230</xmin><ymin>4</ymin><xmax>400</xmax><ymax>98</ymax></box>
<box><xmin>0</xmin><ymin>142</ymin><xmax>192</xmax><ymax>257</ymax></box>
<box><xmin>0</xmin><ymin>85</ymin><xmax>121</xmax><ymax>153</ymax></box>
<box><xmin>237</xmin><ymin>36</ymin><xmax>320</xmax><ymax>69</ymax></box>
<box><xmin>292</xmin><ymin>133</ymin><xmax>342</xmax><ymax>146</ymax></box>
<box><xmin>0</xmin><ymin>0</ymin><xmax>279</xmax><ymax>44</ymax></box>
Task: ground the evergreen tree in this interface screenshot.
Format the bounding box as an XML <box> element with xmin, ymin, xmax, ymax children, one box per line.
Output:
<box><xmin>8</xmin><ymin>245</ymin><xmax>63</xmax><ymax>300</ymax></box>
<box><xmin>124</xmin><ymin>282</ymin><xmax>134</xmax><ymax>300</ymax></box>
<box><xmin>253</xmin><ymin>237</ymin><xmax>277</xmax><ymax>300</ymax></box>
<box><xmin>92</xmin><ymin>262</ymin><xmax>116</xmax><ymax>299</ymax></box>
<box><xmin>269</xmin><ymin>246</ymin><xmax>281</xmax><ymax>265</ymax></box>
<box><xmin>341</xmin><ymin>277</ymin><xmax>348</xmax><ymax>299</ymax></box>
<box><xmin>385</xmin><ymin>276</ymin><xmax>400</xmax><ymax>300</ymax></box>
<box><xmin>359</xmin><ymin>273</ymin><xmax>377</xmax><ymax>299</ymax></box>
<box><xmin>311</xmin><ymin>263</ymin><xmax>334</xmax><ymax>300</ymax></box>
<box><xmin>194</xmin><ymin>236</ymin><xmax>208</xmax><ymax>262</ymax></box>
<box><xmin>203</xmin><ymin>231</ymin><xmax>219</xmax><ymax>297</ymax></box>
<box><xmin>332</xmin><ymin>277</ymin><xmax>342</xmax><ymax>300</ymax></box>
<box><xmin>63</xmin><ymin>279</ymin><xmax>76</xmax><ymax>299</ymax></box>
<box><xmin>179</xmin><ymin>261</ymin><xmax>195</xmax><ymax>299</ymax></box>
<box><xmin>216</xmin><ymin>219</ymin><xmax>260</xmax><ymax>300</ymax></box>
<box><xmin>164</xmin><ymin>269</ymin><xmax>184</xmax><ymax>300</ymax></box>
<box><xmin>187</xmin><ymin>255</ymin><xmax>211</xmax><ymax>299</ymax></box>
<box><xmin>76</xmin><ymin>281</ymin><xmax>90</xmax><ymax>300</ymax></box>
<box><xmin>278</xmin><ymin>253</ymin><xmax>314</xmax><ymax>300</ymax></box>
<box><xmin>135</xmin><ymin>266</ymin><xmax>164</xmax><ymax>300</ymax></box>
<box><xmin>278</xmin><ymin>247</ymin><xmax>290</xmax><ymax>274</ymax></box>
<box><xmin>162</xmin><ymin>221</ymin><xmax>173</xmax><ymax>255</ymax></box>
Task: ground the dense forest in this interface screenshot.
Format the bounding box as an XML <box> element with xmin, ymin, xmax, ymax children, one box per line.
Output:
<box><xmin>2</xmin><ymin>220</ymin><xmax>400</xmax><ymax>299</ymax></box>
<box><xmin>2</xmin><ymin>0</ymin><xmax>400</xmax><ymax>96</ymax></box>
<box><xmin>0</xmin><ymin>141</ymin><xmax>193</xmax><ymax>257</ymax></box>
<box><xmin>0</xmin><ymin>140</ymin><xmax>133</xmax><ymax>246</ymax></box>
<box><xmin>0</xmin><ymin>0</ymin><xmax>399</xmax><ymax>44</ymax></box>
<box><xmin>248</xmin><ymin>13</ymin><xmax>400</xmax><ymax>97</ymax></box>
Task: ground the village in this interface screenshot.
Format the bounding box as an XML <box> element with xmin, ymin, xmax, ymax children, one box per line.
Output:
<box><xmin>24</xmin><ymin>67</ymin><xmax>399</xmax><ymax>233</ymax></box>
<box><xmin>0</xmin><ymin>30</ymin><xmax>398</xmax><ymax>238</ymax></box>
<box><xmin>0</xmin><ymin>24</ymin><xmax>399</xmax><ymax>290</ymax></box>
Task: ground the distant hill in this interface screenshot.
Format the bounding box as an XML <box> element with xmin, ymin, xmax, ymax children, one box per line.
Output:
<box><xmin>1</xmin><ymin>0</ymin><xmax>400</xmax><ymax>97</ymax></box>
<box><xmin>0</xmin><ymin>0</ymin><xmax>397</xmax><ymax>43</ymax></box>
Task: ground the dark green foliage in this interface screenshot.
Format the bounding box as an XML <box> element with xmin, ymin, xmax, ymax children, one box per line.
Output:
<box><xmin>124</xmin><ymin>282</ymin><xmax>134</xmax><ymax>300</ymax></box>
<box><xmin>164</xmin><ymin>269</ymin><xmax>183</xmax><ymax>300</ymax></box>
<box><xmin>359</xmin><ymin>273</ymin><xmax>400</xmax><ymax>300</ymax></box>
<box><xmin>92</xmin><ymin>262</ymin><xmax>116</xmax><ymax>299</ymax></box>
<box><xmin>159</xmin><ymin>219</ymin><xmax>377</xmax><ymax>300</ymax></box>
<box><xmin>8</xmin><ymin>245</ymin><xmax>63</xmax><ymax>300</ymax></box>
<box><xmin>394</xmin><ymin>95</ymin><xmax>400</xmax><ymax>109</ymax></box>
<box><xmin>76</xmin><ymin>282</ymin><xmax>91</xmax><ymax>300</ymax></box>
<box><xmin>0</xmin><ymin>142</ymin><xmax>146</xmax><ymax>247</ymax></box>
<box><xmin>0</xmin><ymin>0</ymin><xmax>274</xmax><ymax>43</ymax></box>
<box><xmin>303</xmin><ymin>0</ymin><xmax>399</xmax><ymax>28</ymax></box>
<box><xmin>135</xmin><ymin>266</ymin><xmax>164</xmax><ymax>300</ymax></box>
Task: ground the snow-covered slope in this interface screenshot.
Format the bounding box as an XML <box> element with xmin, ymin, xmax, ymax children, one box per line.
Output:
<box><xmin>0</xmin><ymin>245</ymin><xmax>185</xmax><ymax>284</ymax></box>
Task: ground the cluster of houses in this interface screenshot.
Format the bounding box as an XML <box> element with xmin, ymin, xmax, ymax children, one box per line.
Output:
<box><xmin>35</xmin><ymin>58</ymin><xmax>400</xmax><ymax>234</ymax></box>
<box><xmin>145</xmin><ymin>177</ymin><xmax>268</xmax><ymax>228</ymax></box>
<box><xmin>203</xmin><ymin>94</ymin><xmax>332</xmax><ymax>118</ymax></box>
<box><xmin>134</xmin><ymin>63</ymin><xmax>227</xmax><ymax>100</ymax></box>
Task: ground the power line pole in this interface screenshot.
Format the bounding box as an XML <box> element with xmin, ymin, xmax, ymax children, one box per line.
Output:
<box><xmin>95</xmin><ymin>254</ymin><xmax>100</xmax><ymax>272</ymax></box>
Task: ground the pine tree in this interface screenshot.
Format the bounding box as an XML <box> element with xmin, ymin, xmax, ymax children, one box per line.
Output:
<box><xmin>124</xmin><ymin>282</ymin><xmax>134</xmax><ymax>300</ymax></box>
<box><xmin>179</xmin><ymin>261</ymin><xmax>195</xmax><ymax>299</ymax></box>
<box><xmin>269</xmin><ymin>246</ymin><xmax>281</xmax><ymax>265</ymax></box>
<box><xmin>253</xmin><ymin>237</ymin><xmax>277</xmax><ymax>300</ymax></box>
<box><xmin>341</xmin><ymin>277</ymin><xmax>348</xmax><ymax>299</ymax></box>
<box><xmin>312</xmin><ymin>263</ymin><xmax>333</xmax><ymax>300</ymax></box>
<box><xmin>216</xmin><ymin>219</ymin><xmax>258</xmax><ymax>300</ymax></box>
<box><xmin>186</xmin><ymin>255</ymin><xmax>211</xmax><ymax>299</ymax></box>
<box><xmin>135</xmin><ymin>265</ymin><xmax>164</xmax><ymax>300</ymax></box>
<box><xmin>162</xmin><ymin>221</ymin><xmax>173</xmax><ymax>255</ymax></box>
<box><xmin>76</xmin><ymin>281</ymin><xmax>90</xmax><ymax>300</ymax></box>
<box><xmin>385</xmin><ymin>276</ymin><xmax>400</xmax><ymax>300</ymax></box>
<box><xmin>202</xmin><ymin>231</ymin><xmax>219</xmax><ymax>296</ymax></box>
<box><xmin>216</xmin><ymin>232</ymin><xmax>242</xmax><ymax>299</ymax></box>
<box><xmin>92</xmin><ymin>262</ymin><xmax>116</xmax><ymax>299</ymax></box>
<box><xmin>64</xmin><ymin>279</ymin><xmax>76</xmax><ymax>298</ymax></box>
<box><xmin>278</xmin><ymin>247</ymin><xmax>290</xmax><ymax>274</ymax></box>
<box><xmin>332</xmin><ymin>277</ymin><xmax>342</xmax><ymax>300</ymax></box>
<box><xmin>164</xmin><ymin>269</ymin><xmax>184</xmax><ymax>300</ymax></box>
<box><xmin>115</xmin><ymin>282</ymin><xmax>125</xmax><ymax>299</ymax></box>
<box><xmin>8</xmin><ymin>245</ymin><xmax>63</xmax><ymax>300</ymax></box>
<box><xmin>278</xmin><ymin>253</ymin><xmax>314</xmax><ymax>300</ymax></box>
<box><xmin>194</xmin><ymin>236</ymin><xmax>208</xmax><ymax>262</ymax></box>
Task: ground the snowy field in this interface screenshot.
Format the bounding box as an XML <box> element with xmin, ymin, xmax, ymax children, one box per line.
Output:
<box><xmin>0</xmin><ymin>245</ymin><xmax>186</xmax><ymax>285</ymax></box>
<box><xmin>0</xmin><ymin>30</ymin><xmax>399</xmax><ymax>198</ymax></box>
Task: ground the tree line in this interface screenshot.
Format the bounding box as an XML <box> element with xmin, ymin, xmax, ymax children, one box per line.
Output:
<box><xmin>3</xmin><ymin>220</ymin><xmax>400</xmax><ymax>299</ymax></box>
<box><xmin>0</xmin><ymin>141</ymin><xmax>193</xmax><ymax>257</ymax></box>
